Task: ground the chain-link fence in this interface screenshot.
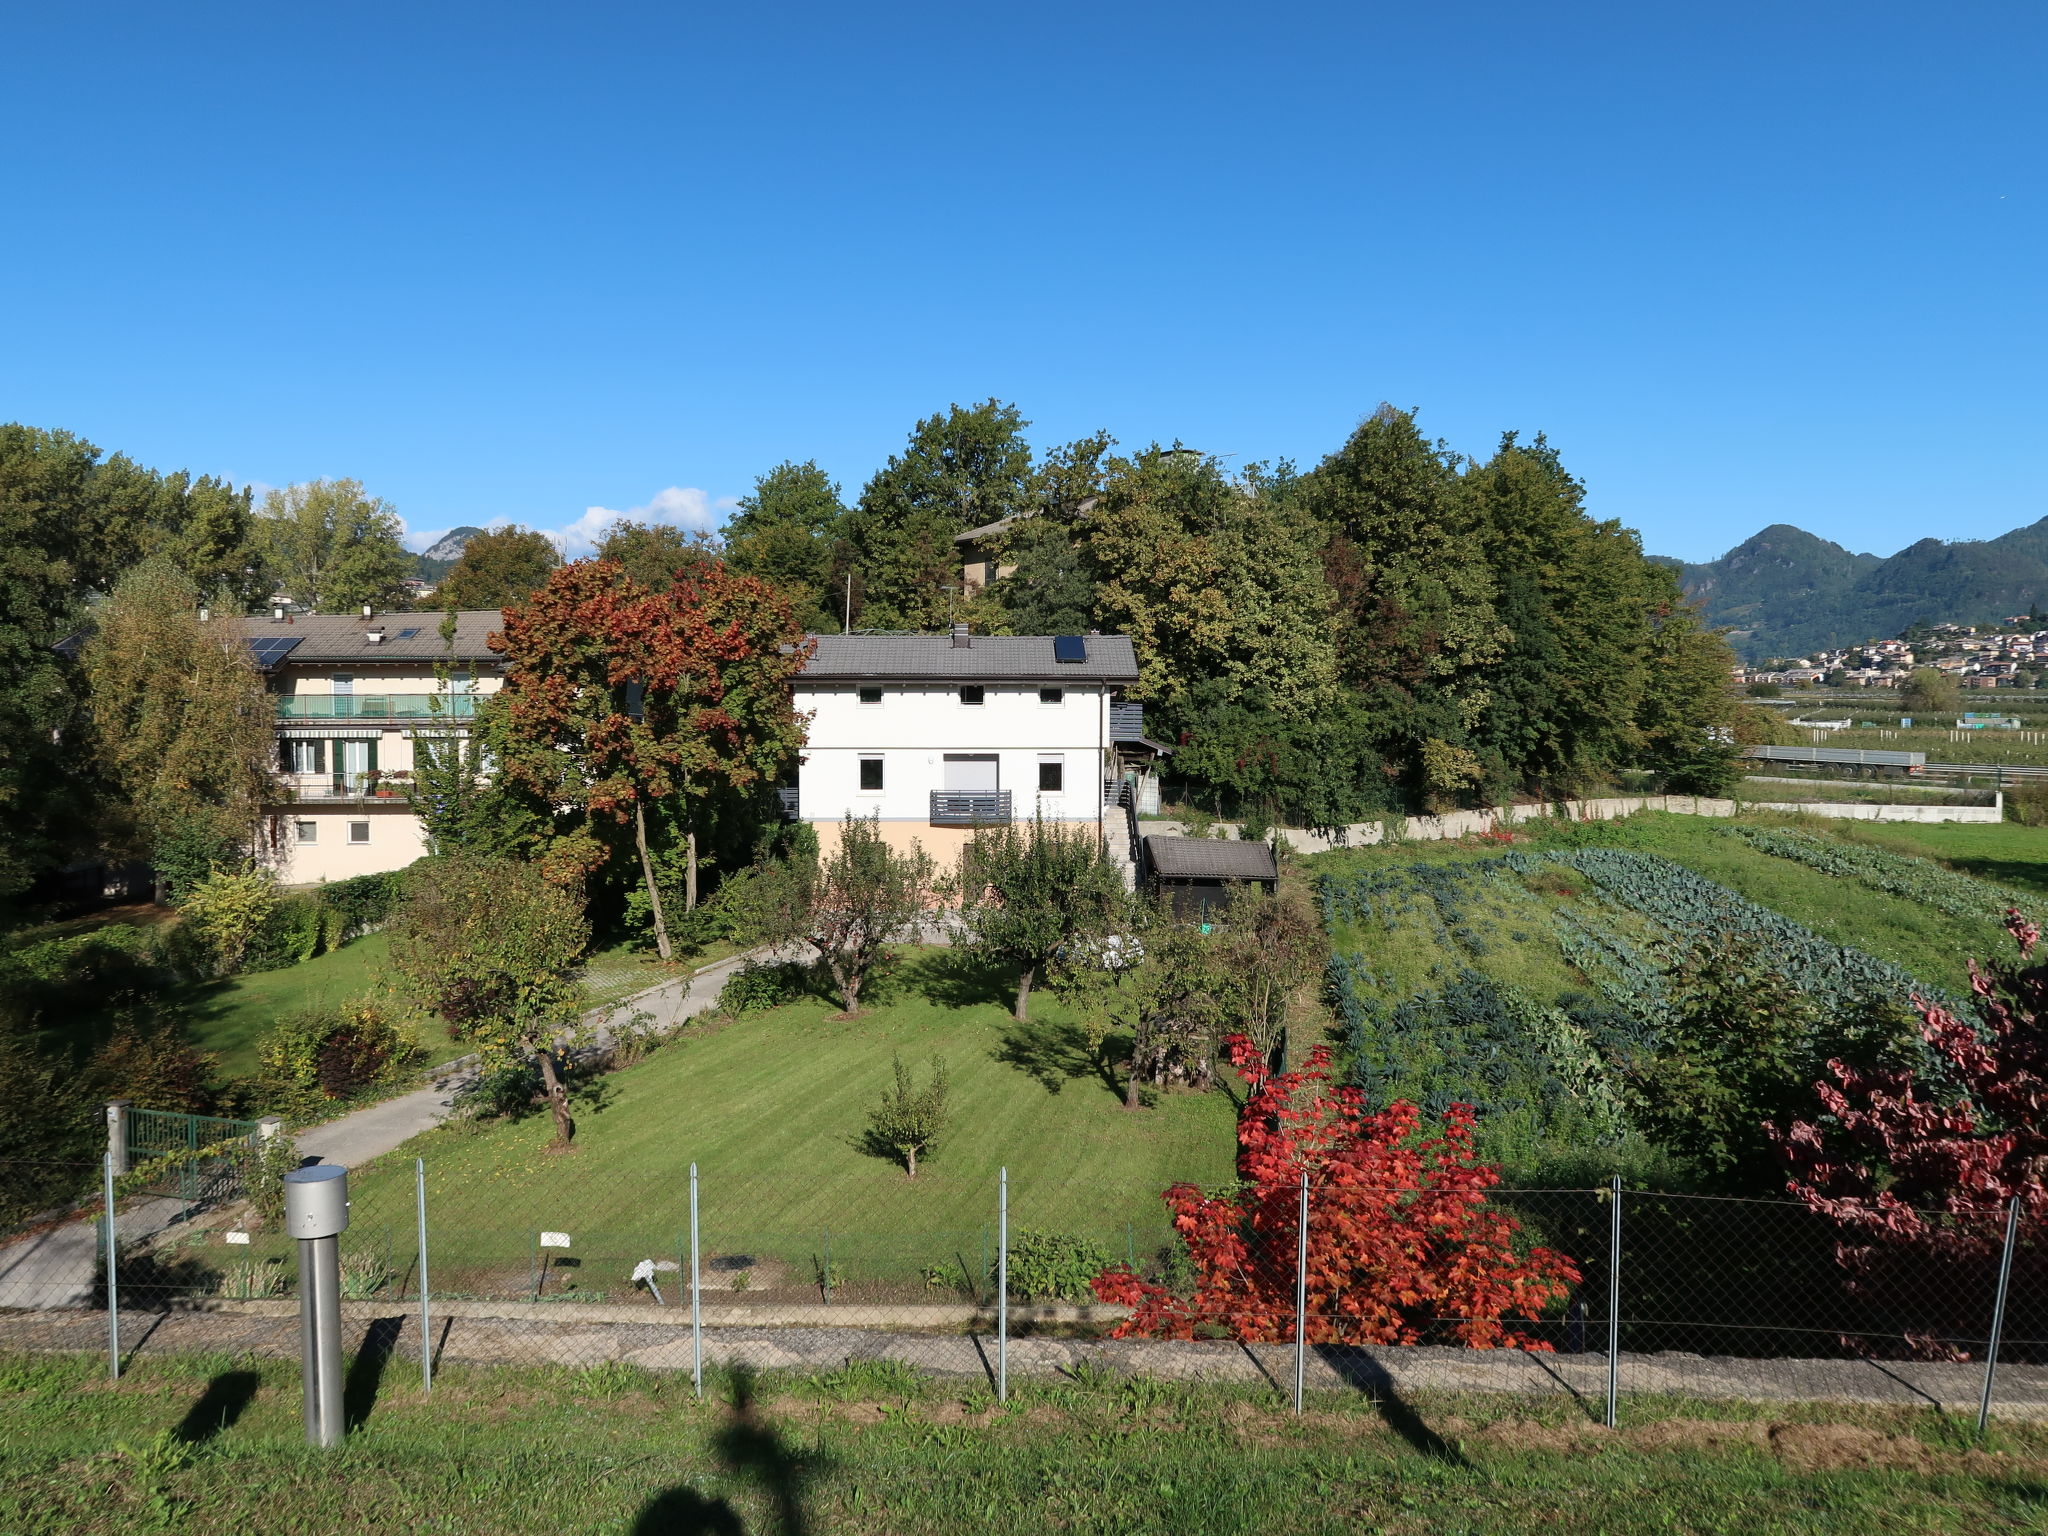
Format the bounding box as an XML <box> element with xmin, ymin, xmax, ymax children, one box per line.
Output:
<box><xmin>2</xmin><ymin>1155</ymin><xmax>2041</xmax><ymax>1424</ymax></box>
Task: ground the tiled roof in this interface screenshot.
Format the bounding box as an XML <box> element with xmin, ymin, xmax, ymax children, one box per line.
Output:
<box><xmin>1143</xmin><ymin>836</ymin><xmax>1279</xmax><ymax>880</ymax></box>
<box><xmin>798</xmin><ymin>633</ymin><xmax>1139</xmax><ymax>683</ymax></box>
<box><xmin>227</xmin><ymin>611</ymin><xmax>504</xmax><ymax>664</ymax></box>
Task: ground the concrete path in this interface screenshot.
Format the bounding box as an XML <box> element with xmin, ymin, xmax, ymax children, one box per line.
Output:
<box><xmin>294</xmin><ymin>947</ymin><xmax>760</xmax><ymax>1169</ymax></box>
<box><xmin>0</xmin><ymin>1195</ymin><xmax>188</xmax><ymax>1311</ymax></box>
<box><xmin>4</xmin><ymin>1307</ymin><xmax>2044</xmax><ymax>1419</ymax></box>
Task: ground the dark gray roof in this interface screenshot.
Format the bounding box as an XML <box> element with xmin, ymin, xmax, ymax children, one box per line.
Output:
<box><xmin>228</xmin><ymin>611</ymin><xmax>505</xmax><ymax>665</ymax></box>
<box><xmin>799</xmin><ymin>633</ymin><xmax>1139</xmax><ymax>684</ymax></box>
<box><xmin>1144</xmin><ymin>836</ymin><xmax>1279</xmax><ymax>881</ymax></box>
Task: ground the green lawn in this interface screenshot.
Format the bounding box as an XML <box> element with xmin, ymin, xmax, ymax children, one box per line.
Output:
<box><xmin>1832</xmin><ymin>819</ymin><xmax>2048</xmax><ymax>898</ymax></box>
<box><xmin>3</xmin><ymin>1353</ymin><xmax>2039</xmax><ymax>1535</ymax></box>
<box><xmin>178</xmin><ymin>933</ymin><xmax>442</xmax><ymax>1078</ymax></box>
<box><xmin>337</xmin><ymin>947</ymin><xmax>1236</xmax><ymax>1290</ymax></box>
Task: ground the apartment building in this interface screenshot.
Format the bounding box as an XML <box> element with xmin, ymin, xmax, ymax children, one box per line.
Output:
<box><xmin>229</xmin><ymin>609</ymin><xmax>503</xmax><ymax>884</ymax></box>
<box><xmin>790</xmin><ymin>628</ymin><xmax>1162</xmax><ymax>867</ymax></box>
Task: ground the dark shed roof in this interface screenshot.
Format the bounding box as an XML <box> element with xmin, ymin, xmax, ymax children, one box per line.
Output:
<box><xmin>1143</xmin><ymin>836</ymin><xmax>1279</xmax><ymax>881</ymax></box>
<box><xmin>798</xmin><ymin>633</ymin><xmax>1138</xmax><ymax>684</ymax></box>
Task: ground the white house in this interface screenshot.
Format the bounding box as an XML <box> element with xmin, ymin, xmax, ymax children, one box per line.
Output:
<box><xmin>225</xmin><ymin>609</ymin><xmax>504</xmax><ymax>885</ymax></box>
<box><xmin>791</xmin><ymin>627</ymin><xmax>1158</xmax><ymax>867</ymax></box>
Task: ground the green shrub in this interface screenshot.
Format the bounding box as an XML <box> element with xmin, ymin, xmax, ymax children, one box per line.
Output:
<box><xmin>237</xmin><ymin>1133</ymin><xmax>299</xmax><ymax>1225</ymax></box>
<box><xmin>719</xmin><ymin>959</ymin><xmax>809</xmax><ymax>1014</ymax></box>
<box><xmin>314</xmin><ymin>868</ymin><xmax>408</xmax><ymax>939</ymax></box>
<box><xmin>255</xmin><ymin>1001</ymin><xmax>411</xmax><ymax>1119</ymax></box>
<box><xmin>243</xmin><ymin>893</ymin><xmax>327</xmax><ymax>972</ymax></box>
<box><xmin>2008</xmin><ymin>782</ymin><xmax>2048</xmax><ymax>826</ymax></box>
<box><xmin>0</xmin><ymin>926</ymin><xmax>171</xmax><ymax>1032</ymax></box>
<box><xmin>1001</xmin><ymin>1229</ymin><xmax>1115</xmax><ymax>1302</ymax></box>
<box><xmin>181</xmin><ymin>870</ymin><xmax>282</xmax><ymax>976</ymax></box>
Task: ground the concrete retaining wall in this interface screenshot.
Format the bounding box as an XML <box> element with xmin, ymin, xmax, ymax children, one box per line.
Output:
<box><xmin>1145</xmin><ymin>790</ymin><xmax>2005</xmax><ymax>853</ymax></box>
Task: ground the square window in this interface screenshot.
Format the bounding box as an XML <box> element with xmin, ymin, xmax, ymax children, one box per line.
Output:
<box><xmin>295</xmin><ymin>821</ymin><xmax>318</xmax><ymax>844</ymax></box>
<box><xmin>959</xmin><ymin>686</ymin><xmax>985</xmax><ymax>706</ymax></box>
<box><xmin>1039</xmin><ymin>687</ymin><xmax>1064</xmax><ymax>705</ymax></box>
<box><xmin>347</xmin><ymin>821</ymin><xmax>371</xmax><ymax>845</ymax></box>
<box><xmin>1038</xmin><ymin>760</ymin><xmax>1064</xmax><ymax>792</ymax></box>
<box><xmin>859</xmin><ymin>757</ymin><xmax>885</xmax><ymax>791</ymax></box>
<box><xmin>857</xmin><ymin>686</ymin><xmax>883</xmax><ymax>705</ymax></box>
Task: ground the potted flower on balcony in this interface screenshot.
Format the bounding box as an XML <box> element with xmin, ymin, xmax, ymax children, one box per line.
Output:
<box><xmin>369</xmin><ymin>769</ymin><xmax>396</xmax><ymax>799</ymax></box>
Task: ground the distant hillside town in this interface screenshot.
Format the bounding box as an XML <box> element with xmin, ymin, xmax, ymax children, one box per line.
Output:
<box><xmin>1741</xmin><ymin>617</ymin><xmax>2048</xmax><ymax>689</ymax></box>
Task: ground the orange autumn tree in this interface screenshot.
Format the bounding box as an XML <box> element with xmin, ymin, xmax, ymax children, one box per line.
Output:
<box><xmin>1093</xmin><ymin>1036</ymin><xmax>1579</xmax><ymax>1347</ymax></box>
<box><xmin>493</xmin><ymin>558</ymin><xmax>810</xmax><ymax>957</ymax></box>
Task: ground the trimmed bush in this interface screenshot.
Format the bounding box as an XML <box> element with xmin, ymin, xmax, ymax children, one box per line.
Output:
<box><xmin>719</xmin><ymin>959</ymin><xmax>809</xmax><ymax>1014</ymax></box>
<box><xmin>255</xmin><ymin>1001</ymin><xmax>411</xmax><ymax>1119</ymax></box>
<box><xmin>314</xmin><ymin>868</ymin><xmax>408</xmax><ymax>939</ymax></box>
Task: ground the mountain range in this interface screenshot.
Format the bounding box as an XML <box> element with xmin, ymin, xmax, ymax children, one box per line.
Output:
<box><xmin>1657</xmin><ymin>519</ymin><xmax>2048</xmax><ymax>660</ymax></box>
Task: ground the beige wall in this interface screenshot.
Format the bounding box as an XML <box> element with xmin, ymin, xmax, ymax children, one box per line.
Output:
<box><xmin>264</xmin><ymin>805</ymin><xmax>428</xmax><ymax>885</ymax></box>
<box><xmin>809</xmin><ymin>814</ymin><xmax>1107</xmax><ymax>872</ymax></box>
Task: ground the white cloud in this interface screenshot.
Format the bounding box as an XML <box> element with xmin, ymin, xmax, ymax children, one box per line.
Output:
<box><xmin>549</xmin><ymin>486</ymin><xmax>737</xmax><ymax>557</ymax></box>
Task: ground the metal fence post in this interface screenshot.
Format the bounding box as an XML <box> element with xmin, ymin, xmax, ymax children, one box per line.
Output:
<box><xmin>415</xmin><ymin>1158</ymin><xmax>431</xmax><ymax>1393</ymax></box>
<box><xmin>103</xmin><ymin>1152</ymin><xmax>119</xmax><ymax>1381</ymax></box>
<box><xmin>1978</xmin><ymin>1197</ymin><xmax>2022</xmax><ymax>1436</ymax></box>
<box><xmin>105</xmin><ymin>1100</ymin><xmax>130</xmax><ymax>1177</ymax></box>
<box><xmin>690</xmin><ymin>1163</ymin><xmax>702</xmax><ymax>1400</ymax></box>
<box><xmin>1605</xmin><ymin>1175</ymin><xmax>1622</xmax><ymax>1429</ymax></box>
<box><xmin>1293</xmin><ymin>1171</ymin><xmax>1309</xmax><ymax>1415</ymax></box>
<box><xmin>997</xmin><ymin>1167</ymin><xmax>1008</xmax><ymax>1404</ymax></box>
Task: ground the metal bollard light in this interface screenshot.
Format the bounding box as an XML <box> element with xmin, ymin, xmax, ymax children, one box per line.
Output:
<box><xmin>283</xmin><ymin>1165</ymin><xmax>350</xmax><ymax>1448</ymax></box>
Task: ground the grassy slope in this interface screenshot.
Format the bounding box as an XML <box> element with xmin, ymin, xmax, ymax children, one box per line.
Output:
<box><xmin>344</xmin><ymin>947</ymin><xmax>1237</xmax><ymax>1249</ymax></box>
<box><xmin>2</xmin><ymin>1353</ymin><xmax>2038</xmax><ymax>1536</ymax></box>
<box><xmin>177</xmin><ymin>934</ymin><xmax>435</xmax><ymax>1078</ymax></box>
<box><xmin>1834</xmin><ymin>819</ymin><xmax>2048</xmax><ymax>898</ymax></box>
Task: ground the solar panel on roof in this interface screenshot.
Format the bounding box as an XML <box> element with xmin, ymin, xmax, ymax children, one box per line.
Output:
<box><xmin>244</xmin><ymin>637</ymin><xmax>304</xmax><ymax>669</ymax></box>
<box><xmin>1052</xmin><ymin>635</ymin><xmax>1087</xmax><ymax>664</ymax></box>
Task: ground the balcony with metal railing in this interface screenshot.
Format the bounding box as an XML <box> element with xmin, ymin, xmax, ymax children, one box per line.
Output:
<box><xmin>930</xmin><ymin>790</ymin><xmax>1013</xmax><ymax>826</ymax></box>
<box><xmin>274</xmin><ymin>693</ymin><xmax>482</xmax><ymax>720</ymax></box>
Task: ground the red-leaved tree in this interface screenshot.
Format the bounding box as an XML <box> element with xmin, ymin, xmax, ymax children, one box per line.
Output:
<box><xmin>1092</xmin><ymin>1036</ymin><xmax>1579</xmax><ymax>1347</ymax></box>
<box><xmin>1770</xmin><ymin>911</ymin><xmax>2047</xmax><ymax>1356</ymax></box>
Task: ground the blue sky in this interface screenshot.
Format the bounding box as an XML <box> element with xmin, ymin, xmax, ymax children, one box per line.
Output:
<box><xmin>2</xmin><ymin>2</ymin><xmax>2040</xmax><ymax>562</ymax></box>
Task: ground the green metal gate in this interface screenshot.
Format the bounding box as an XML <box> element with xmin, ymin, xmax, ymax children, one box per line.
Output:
<box><xmin>125</xmin><ymin>1108</ymin><xmax>264</xmax><ymax>1218</ymax></box>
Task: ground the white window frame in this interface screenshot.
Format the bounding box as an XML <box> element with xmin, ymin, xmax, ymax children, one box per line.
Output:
<box><xmin>1039</xmin><ymin>687</ymin><xmax>1064</xmax><ymax>706</ymax></box>
<box><xmin>857</xmin><ymin>685</ymin><xmax>884</xmax><ymax>706</ymax></box>
<box><xmin>1037</xmin><ymin>754</ymin><xmax>1065</xmax><ymax>793</ymax></box>
<box><xmin>858</xmin><ymin>756</ymin><xmax>885</xmax><ymax>793</ymax></box>
<box><xmin>294</xmin><ymin>820</ymin><xmax>318</xmax><ymax>844</ymax></box>
<box><xmin>347</xmin><ymin>821</ymin><xmax>371</xmax><ymax>845</ymax></box>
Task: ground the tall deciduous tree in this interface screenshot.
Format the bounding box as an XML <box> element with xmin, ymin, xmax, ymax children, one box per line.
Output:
<box><xmin>594</xmin><ymin>521</ymin><xmax>719</xmax><ymax>594</ymax></box>
<box><xmin>491</xmin><ymin>558</ymin><xmax>811</xmax><ymax>958</ymax></box>
<box><xmin>435</xmin><ymin>525</ymin><xmax>560</xmax><ymax>609</ymax></box>
<box><xmin>725</xmin><ymin>460</ymin><xmax>843</xmax><ymax>631</ymax></box>
<box><xmin>954</xmin><ymin>816</ymin><xmax>1127</xmax><ymax>1020</ymax></box>
<box><xmin>389</xmin><ymin>854</ymin><xmax>590</xmax><ymax>1147</ymax></box>
<box><xmin>254</xmin><ymin>479</ymin><xmax>412</xmax><ymax>613</ymax></box>
<box><xmin>81</xmin><ymin>559</ymin><xmax>277</xmax><ymax>894</ymax></box>
<box><xmin>847</xmin><ymin>401</ymin><xmax>1037</xmax><ymax>632</ymax></box>
<box><xmin>726</xmin><ymin>814</ymin><xmax>938</xmax><ymax>1015</ymax></box>
<box><xmin>1900</xmin><ymin>667</ymin><xmax>1962</xmax><ymax>715</ymax></box>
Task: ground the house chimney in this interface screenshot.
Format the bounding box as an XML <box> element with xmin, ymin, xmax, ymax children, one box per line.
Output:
<box><xmin>272</xmin><ymin>605</ymin><xmax>285</xmax><ymax>621</ymax></box>
<box><xmin>361</xmin><ymin>605</ymin><xmax>373</xmax><ymax>619</ymax></box>
<box><xmin>197</xmin><ymin>605</ymin><xmax>210</xmax><ymax>622</ymax></box>
<box><xmin>951</xmin><ymin>623</ymin><xmax>971</xmax><ymax>649</ymax></box>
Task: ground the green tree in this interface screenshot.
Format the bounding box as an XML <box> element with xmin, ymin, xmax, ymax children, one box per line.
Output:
<box><xmin>725</xmin><ymin>814</ymin><xmax>938</xmax><ymax>1015</ymax></box>
<box><xmin>1078</xmin><ymin>895</ymin><xmax>1227</xmax><ymax>1108</ymax></box>
<box><xmin>1635</xmin><ymin>578</ymin><xmax>1747</xmax><ymax>794</ymax></box>
<box><xmin>435</xmin><ymin>525</ymin><xmax>560</xmax><ymax>609</ymax></box>
<box><xmin>862</xmin><ymin>1054</ymin><xmax>951</xmax><ymax>1178</ymax></box>
<box><xmin>1214</xmin><ymin>881</ymin><xmax>1327</xmax><ymax>1054</ymax></box>
<box><xmin>388</xmin><ymin>854</ymin><xmax>590</xmax><ymax>1147</ymax></box>
<box><xmin>594</xmin><ymin>520</ymin><xmax>719</xmax><ymax>594</ymax></box>
<box><xmin>725</xmin><ymin>460</ymin><xmax>843</xmax><ymax>630</ymax></box>
<box><xmin>954</xmin><ymin>816</ymin><xmax>1127</xmax><ymax>1020</ymax></box>
<box><xmin>1464</xmin><ymin>433</ymin><xmax>1664</xmax><ymax>795</ymax></box>
<box><xmin>81</xmin><ymin>559</ymin><xmax>277</xmax><ymax>895</ymax></box>
<box><xmin>1305</xmin><ymin>407</ymin><xmax>1503</xmax><ymax>808</ymax></box>
<box><xmin>1900</xmin><ymin>667</ymin><xmax>1962</xmax><ymax>715</ymax></box>
<box><xmin>254</xmin><ymin>479</ymin><xmax>412</xmax><ymax>613</ymax></box>
<box><xmin>847</xmin><ymin>400</ymin><xmax>1037</xmax><ymax>631</ymax></box>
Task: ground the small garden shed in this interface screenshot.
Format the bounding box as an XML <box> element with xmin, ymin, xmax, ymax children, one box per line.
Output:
<box><xmin>1142</xmin><ymin>836</ymin><xmax>1280</xmax><ymax>919</ymax></box>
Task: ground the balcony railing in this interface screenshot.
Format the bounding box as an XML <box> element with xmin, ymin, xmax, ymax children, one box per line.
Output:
<box><xmin>275</xmin><ymin>693</ymin><xmax>481</xmax><ymax>720</ymax></box>
<box><xmin>930</xmin><ymin>790</ymin><xmax>1012</xmax><ymax>826</ymax></box>
<box><xmin>279</xmin><ymin>779</ymin><xmax>408</xmax><ymax>804</ymax></box>
<box><xmin>1109</xmin><ymin>701</ymin><xmax>1146</xmax><ymax>740</ymax></box>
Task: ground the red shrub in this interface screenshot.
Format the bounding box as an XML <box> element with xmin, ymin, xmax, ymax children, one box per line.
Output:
<box><xmin>1092</xmin><ymin>1035</ymin><xmax>1579</xmax><ymax>1347</ymax></box>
